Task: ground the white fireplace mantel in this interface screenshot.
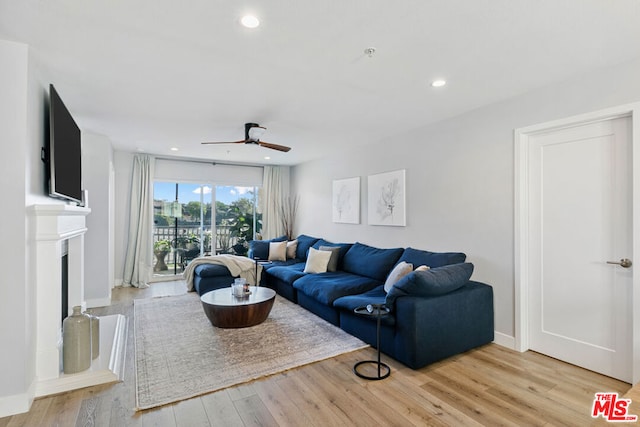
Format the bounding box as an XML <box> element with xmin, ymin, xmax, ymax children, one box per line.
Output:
<box><xmin>29</xmin><ymin>204</ymin><xmax>126</xmax><ymax>396</ymax></box>
<box><xmin>30</xmin><ymin>204</ymin><xmax>91</xmax><ymax>240</ymax></box>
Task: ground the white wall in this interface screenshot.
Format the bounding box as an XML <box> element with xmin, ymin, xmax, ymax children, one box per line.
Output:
<box><xmin>0</xmin><ymin>37</ymin><xmax>100</xmax><ymax>416</ymax></box>
<box><xmin>292</xmin><ymin>57</ymin><xmax>640</xmax><ymax>340</ymax></box>
<box><xmin>0</xmin><ymin>38</ymin><xmax>58</xmax><ymax>417</ymax></box>
<box><xmin>154</xmin><ymin>159</ymin><xmax>263</xmax><ymax>186</ymax></box>
<box><xmin>0</xmin><ymin>39</ymin><xmax>31</xmax><ymax>417</ymax></box>
<box><xmin>82</xmin><ymin>132</ymin><xmax>115</xmax><ymax>307</ymax></box>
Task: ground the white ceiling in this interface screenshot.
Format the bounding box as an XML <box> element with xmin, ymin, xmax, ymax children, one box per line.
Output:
<box><xmin>1</xmin><ymin>0</ymin><xmax>639</xmax><ymax>165</ymax></box>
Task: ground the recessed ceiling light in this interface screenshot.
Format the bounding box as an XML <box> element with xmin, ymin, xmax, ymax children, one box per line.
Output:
<box><xmin>264</xmin><ymin>156</ymin><xmax>271</xmax><ymax>160</ymax></box>
<box><xmin>241</xmin><ymin>15</ymin><xmax>260</xmax><ymax>29</ymax></box>
<box><xmin>170</xmin><ymin>147</ymin><xmax>179</xmax><ymax>151</ymax></box>
<box><xmin>431</xmin><ymin>79</ymin><xmax>447</xmax><ymax>88</ymax></box>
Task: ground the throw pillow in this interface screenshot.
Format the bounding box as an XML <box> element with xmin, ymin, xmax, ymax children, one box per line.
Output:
<box><xmin>415</xmin><ymin>265</ymin><xmax>430</xmax><ymax>272</ymax></box>
<box><xmin>249</xmin><ymin>240</ymin><xmax>270</xmax><ymax>260</ymax></box>
<box><xmin>319</xmin><ymin>246</ymin><xmax>341</xmax><ymax>272</ymax></box>
<box><xmin>248</xmin><ymin>235</ymin><xmax>287</xmax><ymax>260</ymax></box>
<box><xmin>385</xmin><ymin>263</ymin><xmax>474</xmax><ymax>311</ymax></box>
<box><xmin>303</xmin><ymin>247</ymin><xmax>332</xmax><ymax>274</ymax></box>
<box><xmin>268</xmin><ymin>241</ymin><xmax>287</xmax><ymax>261</ymax></box>
<box><xmin>286</xmin><ymin>240</ymin><xmax>298</xmax><ymax>259</ymax></box>
<box><xmin>384</xmin><ymin>261</ymin><xmax>413</xmax><ymax>293</ymax></box>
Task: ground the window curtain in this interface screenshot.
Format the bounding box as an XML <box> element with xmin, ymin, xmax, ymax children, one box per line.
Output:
<box><xmin>123</xmin><ymin>154</ymin><xmax>155</xmax><ymax>288</ymax></box>
<box><xmin>261</xmin><ymin>166</ymin><xmax>287</xmax><ymax>239</ymax></box>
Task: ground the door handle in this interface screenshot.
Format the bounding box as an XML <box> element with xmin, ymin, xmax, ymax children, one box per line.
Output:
<box><xmin>607</xmin><ymin>258</ymin><xmax>632</xmax><ymax>268</ymax></box>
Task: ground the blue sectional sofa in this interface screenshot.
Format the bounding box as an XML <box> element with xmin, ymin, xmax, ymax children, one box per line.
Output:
<box><xmin>191</xmin><ymin>234</ymin><xmax>494</xmax><ymax>369</ymax></box>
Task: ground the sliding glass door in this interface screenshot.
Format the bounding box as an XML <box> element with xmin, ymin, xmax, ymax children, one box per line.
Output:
<box><xmin>152</xmin><ymin>182</ymin><xmax>261</xmax><ymax>278</ymax></box>
<box><xmin>214</xmin><ymin>185</ymin><xmax>261</xmax><ymax>256</ymax></box>
<box><xmin>153</xmin><ymin>182</ymin><xmax>212</xmax><ymax>276</ymax></box>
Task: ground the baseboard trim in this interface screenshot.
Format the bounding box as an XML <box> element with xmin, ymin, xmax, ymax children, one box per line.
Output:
<box><xmin>0</xmin><ymin>379</ymin><xmax>35</xmax><ymax>418</ymax></box>
<box><xmin>86</xmin><ymin>296</ymin><xmax>112</xmax><ymax>309</ymax></box>
<box><xmin>493</xmin><ymin>331</ymin><xmax>516</xmax><ymax>350</ymax></box>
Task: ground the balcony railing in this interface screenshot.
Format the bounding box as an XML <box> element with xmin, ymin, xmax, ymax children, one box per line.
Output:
<box><xmin>152</xmin><ymin>225</ymin><xmax>244</xmax><ymax>275</ymax></box>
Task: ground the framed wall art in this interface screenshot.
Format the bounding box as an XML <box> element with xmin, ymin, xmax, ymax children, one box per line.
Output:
<box><xmin>332</xmin><ymin>176</ymin><xmax>360</xmax><ymax>224</ymax></box>
<box><xmin>367</xmin><ymin>169</ymin><xmax>406</xmax><ymax>226</ymax></box>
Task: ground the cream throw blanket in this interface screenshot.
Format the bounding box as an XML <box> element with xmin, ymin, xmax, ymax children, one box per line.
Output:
<box><xmin>182</xmin><ymin>254</ymin><xmax>263</xmax><ymax>292</ymax></box>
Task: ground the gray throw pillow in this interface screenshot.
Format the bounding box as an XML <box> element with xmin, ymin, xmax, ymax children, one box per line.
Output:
<box><xmin>319</xmin><ymin>246</ymin><xmax>341</xmax><ymax>272</ymax></box>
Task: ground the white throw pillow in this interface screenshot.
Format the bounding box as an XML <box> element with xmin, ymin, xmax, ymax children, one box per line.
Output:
<box><xmin>304</xmin><ymin>247</ymin><xmax>332</xmax><ymax>274</ymax></box>
<box><xmin>415</xmin><ymin>265</ymin><xmax>430</xmax><ymax>272</ymax></box>
<box><xmin>286</xmin><ymin>240</ymin><xmax>298</xmax><ymax>259</ymax></box>
<box><xmin>268</xmin><ymin>241</ymin><xmax>287</xmax><ymax>261</ymax></box>
<box><xmin>384</xmin><ymin>261</ymin><xmax>414</xmax><ymax>293</ymax></box>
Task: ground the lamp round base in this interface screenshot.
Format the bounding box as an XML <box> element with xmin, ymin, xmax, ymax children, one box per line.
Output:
<box><xmin>353</xmin><ymin>360</ymin><xmax>391</xmax><ymax>380</ymax></box>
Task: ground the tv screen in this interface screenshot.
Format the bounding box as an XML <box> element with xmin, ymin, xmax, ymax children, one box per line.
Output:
<box><xmin>47</xmin><ymin>84</ymin><xmax>83</xmax><ymax>204</ymax></box>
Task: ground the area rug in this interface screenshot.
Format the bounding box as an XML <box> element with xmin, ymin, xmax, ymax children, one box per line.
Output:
<box><xmin>133</xmin><ymin>292</ymin><xmax>368</xmax><ymax>410</ymax></box>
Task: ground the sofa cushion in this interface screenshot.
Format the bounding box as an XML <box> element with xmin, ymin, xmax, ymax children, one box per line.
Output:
<box><xmin>385</xmin><ymin>262</ymin><xmax>474</xmax><ymax>310</ymax></box>
<box><xmin>294</xmin><ymin>272</ymin><xmax>382</xmax><ymax>305</ymax></box>
<box><xmin>266</xmin><ymin>264</ymin><xmax>307</xmax><ymax>284</ymax></box>
<box><xmin>262</xmin><ymin>259</ymin><xmax>303</xmax><ymax>270</ymax></box>
<box><xmin>295</xmin><ymin>234</ymin><xmax>320</xmax><ymax>260</ymax></box>
<box><xmin>194</xmin><ymin>263</ymin><xmax>233</xmax><ymax>278</ymax></box>
<box><xmin>384</xmin><ymin>261</ymin><xmax>413</xmax><ymax>293</ymax></box>
<box><xmin>304</xmin><ymin>247</ymin><xmax>332</xmax><ymax>273</ymax></box>
<box><xmin>342</xmin><ymin>242</ymin><xmax>404</xmax><ymax>282</ymax></box>
<box><xmin>248</xmin><ymin>235</ymin><xmax>287</xmax><ymax>260</ymax></box>
<box><xmin>333</xmin><ymin>285</ymin><xmax>386</xmax><ymax>309</ymax></box>
<box><xmin>333</xmin><ymin>286</ymin><xmax>396</xmax><ymax>326</ymax></box>
<box><xmin>398</xmin><ymin>247</ymin><xmax>466</xmax><ymax>268</ymax></box>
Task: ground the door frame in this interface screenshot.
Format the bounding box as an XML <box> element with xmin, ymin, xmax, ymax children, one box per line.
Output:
<box><xmin>514</xmin><ymin>102</ymin><xmax>640</xmax><ymax>384</ymax></box>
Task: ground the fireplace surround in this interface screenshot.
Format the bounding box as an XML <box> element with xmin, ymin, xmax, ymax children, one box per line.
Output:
<box><xmin>29</xmin><ymin>204</ymin><xmax>126</xmax><ymax>396</ymax></box>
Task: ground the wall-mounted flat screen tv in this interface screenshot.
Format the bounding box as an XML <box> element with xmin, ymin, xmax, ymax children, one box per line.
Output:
<box><xmin>46</xmin><ymin>84</ymin><xmax>83</xmax><ymax>204</ymax></box>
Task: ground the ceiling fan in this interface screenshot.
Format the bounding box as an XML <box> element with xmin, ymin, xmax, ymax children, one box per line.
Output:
<box><xmin>202</xmin><ymin>123</ymin><xmax>291</xmax><ymax>152</ymax></box>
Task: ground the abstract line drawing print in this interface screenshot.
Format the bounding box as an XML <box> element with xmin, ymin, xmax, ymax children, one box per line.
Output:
<box><xmin>332</xmin><ymin>177</ymin><xmax>360</xmax><ymax>224</ymax></box>
<box><xmin>367</xmin><ymin>169</ymin><xmax>406</xmax><ymax>226</ymax></box>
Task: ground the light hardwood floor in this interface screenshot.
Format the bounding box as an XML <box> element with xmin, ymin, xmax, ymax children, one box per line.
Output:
<box><xmin>0</xmin><ymin>281</ymin><xmax>633</xmax><ymax>427</ymax></box>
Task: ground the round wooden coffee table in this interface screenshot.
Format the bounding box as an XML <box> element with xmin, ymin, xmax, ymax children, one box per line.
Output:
<box><xmin>200</xmin><ymin>286</ymin><xmax>276</xmax><ymax>328</ymax></box>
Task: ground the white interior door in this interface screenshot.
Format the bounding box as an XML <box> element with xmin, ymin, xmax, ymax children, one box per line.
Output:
<box><xmin>527</xmin><ymin>116</ymin><xmax>632</xmax><ymax>382</ymax></box>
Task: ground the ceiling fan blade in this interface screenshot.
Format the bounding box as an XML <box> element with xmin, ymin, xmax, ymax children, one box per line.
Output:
<box><xmin>258</xmin><ymin>141</ymin><xmax>291</xmax><ymax>152</ymax></box>
<box><xmin>201</xmin><ymin>139</ymin><xmax>247</xmax><ymax>145</ymax></box>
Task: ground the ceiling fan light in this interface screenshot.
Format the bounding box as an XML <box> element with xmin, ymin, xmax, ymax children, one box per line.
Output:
<box><xmin>248</xmin><ymin>126</ymin><xmax>266</xmax><ymax>141</ymax></box>
<box><xmin>241</xmin><ymin>15</ymin><xmax>260</xmax><ymax>29</ymax></box>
